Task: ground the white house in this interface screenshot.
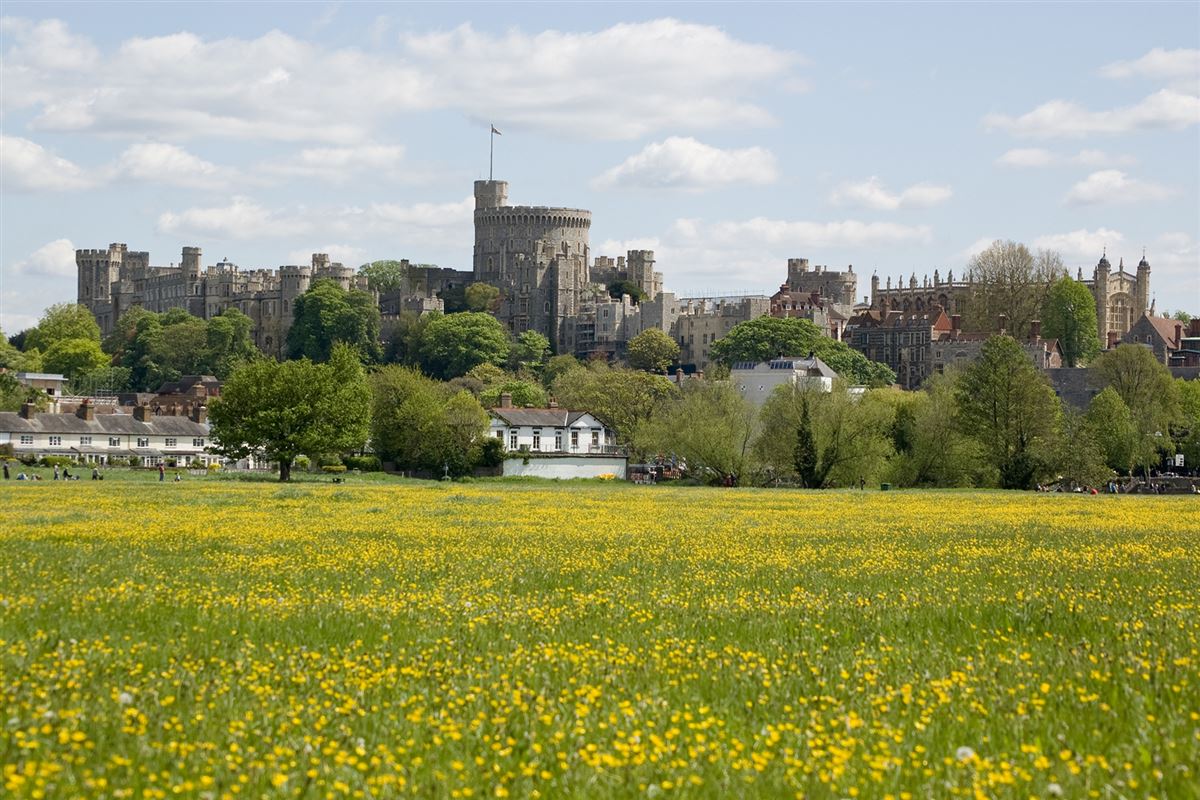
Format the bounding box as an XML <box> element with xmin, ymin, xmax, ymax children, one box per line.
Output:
<box><xmin>731</xmin><ymin>355</ymin><xmax>839</xmax><ymax>406</ymax></box>
<box><xmin>0</xmin><ymin>401</ymin><xmax>215</xmax><ymax>466</ymax></box>
<box><xmin>488</xmin><ymin>396</ymin><xmax>626</xmax><ymax>479</ymax></box>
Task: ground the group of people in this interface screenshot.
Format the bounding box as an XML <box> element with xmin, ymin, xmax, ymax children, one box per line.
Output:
<box><xmin>3</xmin><ymin>460</ymin><xmax>105</xmax><ymax>481</ymax></box>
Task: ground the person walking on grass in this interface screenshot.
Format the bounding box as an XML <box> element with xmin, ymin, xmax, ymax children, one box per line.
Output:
<box><xmin>158</xmin><ymin>463</ymin><xmax>165</xmax><ymax>482</ymax></box>
<box><xmin>2</xmin><ymin>461</ymin><xmax>9</xmax><ymax>480</ymax></box>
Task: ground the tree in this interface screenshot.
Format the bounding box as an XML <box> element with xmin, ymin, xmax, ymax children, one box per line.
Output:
<box><xmin>42</xmin><ymin>338</ymin><xmax>109</xmax><ymax>380</ymax></box>
<box><xmin>1174</xmin><ymin>378</ymin><xmax>1200</xmax><ymax>473</ymax></box>
<box><xmin>1041</xmin><ymin>275</ymin><xmax>1099</xmax><ymax>367</ymax></box>
<box><xmin>955</xmin><ymin>335</ymin><xmax>1060</xmax><ymax>489</ymax></box>
<box><xmin>464</xmin><ymin>282</ymin><xmax>502</xmax><ymax>313</ymax></box>
<box><xmin>708</xmin><ymin>316</ymin><xmax>895</xmax><ymax>386</ymax></box>
<box><xmin>793</xmin><ymin>397</ymin><xmax>818</xmax><ymax>488</ymax></box>
<box><xmin>627</xmin><ymin>328</ymin><xmax>680</xmax><ymax>373</ymax></box>
<box><xmin>209</xmin><ymin>343</ymin><xmax>370</xmax><ymax>481</ymax></box>
<box><xmin>419</xmin><ymin>312</ymin><xmax>510</xmax><ymax>380</ymax></box>
<box><xmin>887</xmin><ymin>372</ymin><xmax>987</xmax><ymax>487</ymax></box>
<box><xmin>287</xmin><ymin>279</ymin><xmax>383</xmax><ymax>363</ymax></box>
<box><xmin>551</xmin><ymin>363</ymin><xmax>677</xmax><ymax>446</ymax></box>
<box><xmin>205</xmin><ymin>309</ymin><xmax>258</xmax><ymax>378</ymax></box>
<box><xmin>1172</xmin><ymin>310</ymin><xmax>1192</xmax><ymax>323</ymax></box>
<box><xmin>385</xmin><ymin>310</ymin><xmax>439</xmax><ymax>366</ymax></box>
<box><xmin>1085</xmin><ymin>387</ymin><xmax>1145</xmax><ymax>475</ymax></box>
<box><xmin>102</xmin><ymin>306</ymin><xmax>157</xmax><ymax>356</ymax></box>
<box><xmin>510</xmin><ymin>330</ymin><xmax>551</xmax><ymax>375</ymax></box>
<box><xmin>0</xmin><ymin>329</ymin><xmax>43</xmax><ymax>372</ymax></box>
<box><xmin>480</xmin><ymin>380</ymin><xmax>547</xmax><ymax>409</ymax></box>
<box><xmin>635</xmin><ymin>380</ymin><xmax>758</xmax><ymax>484</ymax></box>
<box><xmin>607</xmin><ymin>280</ymin><xmax>646</xmax><ymax>304</ymax></box>
<box><xmin>358</xmin><ymin>260</ymin><xmax>409</xmax><ymax>293</ymax></box>
<box><xmin>370</xmin><ymin>366</ymin><xmax>489</xmax><ymax>476</ymax></box>
<box><xmin>964</xmin><ymin>240</ymin><xmax>1060</xmax><ymax>338</ymax></box>
<box><xmin>1091</xmin><ymin>344</ymin><xmax>1179</xmax><ymax>435</ymax></box>
<box><xmin>542</xmin><ymin>354</ymin><xmax>583</xmax><ymax>388</ymax></box>
<box><xmin>754</xmin><ymin>384</ymin><xmax>895</xmax><ymax>488</ymax></box>
<box><xmin>23</xmin><ymin>304</ymin><xmax>101</xmax><ymax>352</ymax></box>
<box><xmin>1052</xmin><ymin>410</ymin><xmax>1113</xmax><ymax>488</ymax></box>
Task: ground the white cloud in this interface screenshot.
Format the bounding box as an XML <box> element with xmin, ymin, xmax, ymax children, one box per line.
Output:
<box><xmin>10</xmin><ymin>238</ymin><xmax>77</xmax><ymax>278</ymax></box>
<box><xmin>995</xmin><ymin>147</ymin><xmax>1136</xmax><ymax>168</ymax></box>
<box><xmin>2</xmin><ymin>17</ymin><xmax>801</xmax><ymax>143</ymax></box>
<box><xmin>592</xmin><ymin>137</ymin><xmax>778</xmax><ymax>190</ymax></box>
<box><xmin>600</xmin><ymin>216</ymin><xmax>932</xmax><ymax>293</ymax></box>
<box><xmin>0</xmin><ymin>18</ymin><xmax>98</xmax><ymax>73</ymax></box>
<box><xmin>829</xmin><ymin>176</ymin><xmax>952</xmax><ymax>210</ymax></box>
<box><xmin>262</xmin><ymin>143</ymin><xmax>407</xmax><ymax>181</ymax></box>
<box><xmin>954</xmin><ymin>236</ymin><xmax>1001</xmax><ymax>262</ymax></box>
<box><xmin>1033</xmin><ymin>228</ymin><xmax>1125</xmax><ymax>260</ymax></box>
<box><xmin>1100</xmin><ymin>47</ymin><xmax>1200</xmax><ymax>89</ymax></box>
<box><xmin>286</xmin><ymin>244</ymin><xmax>367</xmax><ymax>267</ymax></box>
<box><xmin>0</xmin><ymin>135</ymin><xmax>90</xmax><ymax>191</ymax></box>
<box><xmin>156</xmin><ymin>196</ymin><xmax>473</xmax><ymax>247</ymax></box>
<box><xmin>114</xmin><ymin>142</ymin><xmax>235</xmax><ymax>189</ymax></box>
<box><xmin>1063</xmin><ymin>170</ymin><xmax>1175</xmax><ymax>206</ymax></box>
<box><xmin>984</xmin><ymin>89</ymin><xmax>1200</xmax><ymax>138</ymax></box>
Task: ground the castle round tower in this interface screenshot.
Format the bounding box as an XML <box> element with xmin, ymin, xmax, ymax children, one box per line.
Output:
<box><xmin>472</xmin><ymin>179</ymin><xmax>591</xmax><ymax>350</ymax></box>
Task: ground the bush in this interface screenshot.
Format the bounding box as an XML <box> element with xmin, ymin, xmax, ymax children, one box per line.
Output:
<box><xmin>294</xmin><ymin>455</ymin><xmax>311</xmax><ymax>471</ymax></box>
<box><xmin>40</xmin><ymin>455</ymin><xmax>77</xmax><ymax>468</ymax></box>
<box><xmin>315</xmin><ymin>454</ymin><xmax>343</xmax><ymax>468</ymax></box>
<box><xmin>343</xmin><ymin>455</ymin><xmax>381</xmax><ymax>472</ymax></box>
<box><xmin>475</xmin><ymin>437</ymin><xmax>505</xmax><ymax>468</ymax></box>
<box><xmin>207</xmin><ymin>462</ymin><xmax>222</xmax><ymax>472</ymax></box>
<box><xmin>321</xmin><ymin>464</ymin><xmax>347</xmax><ymax>474</ymax></box>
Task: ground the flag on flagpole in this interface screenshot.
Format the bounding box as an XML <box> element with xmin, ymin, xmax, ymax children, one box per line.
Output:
<box><xmin>491</xmin><ymin>125</ymin><xmax>502</xmax><ymax>136</ymax></box>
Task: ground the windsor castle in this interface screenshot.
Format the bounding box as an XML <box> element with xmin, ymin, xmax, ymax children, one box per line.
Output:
<box><xmin>77</xmin><ymin>175</ymin><xmax>1153</xmax><ymax>368</ymax></box>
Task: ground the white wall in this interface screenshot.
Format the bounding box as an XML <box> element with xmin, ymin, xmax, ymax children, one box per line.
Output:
<box><xmin>502</xmin><ymin>455</ymin><xmax>627</xmax><ymax>480</ymax></box>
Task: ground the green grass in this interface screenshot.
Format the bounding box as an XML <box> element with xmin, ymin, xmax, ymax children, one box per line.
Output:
<box><xmin>0</xmin><ymin>482</ymin><xmax>1196</xmax><ymax>799</ymax></box>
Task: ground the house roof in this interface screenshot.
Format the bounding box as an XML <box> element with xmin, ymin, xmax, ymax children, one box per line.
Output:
<box><xmin>730</xmin><ymin>355</ymin><xmax>839</xmax><ymax>378</ymax></box>
<box><xmin>1140</xmin><ymin>314</ymin><xmax>1182</xmax><ymax>346</ymax></box>
<box><xmin>15</xmin><ymin>372</ymin><xmax>67</xmax><ymax>382</ymax></box>
<box><xmin>0</xmin><ymin>411</ymin><xmax>209</xmax><ymax>436</ymax></box>
<box><xmin>489</xmin><ymin>408</ymin><xmax>595</xmax><ymax>427</ymax></box>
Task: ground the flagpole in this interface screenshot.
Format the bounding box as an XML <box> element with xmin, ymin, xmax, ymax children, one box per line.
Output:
<box><xmin>489</xmin><ymin>126</ymin><xmax>494</xmax><ymax>182</ymax></box>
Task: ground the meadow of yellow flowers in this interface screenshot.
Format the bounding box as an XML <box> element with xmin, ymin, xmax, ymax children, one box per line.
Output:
<box><xmin>1</xmin><ymin>481</ymin><xmax>1197</xmax><ymax>799</ymax></box>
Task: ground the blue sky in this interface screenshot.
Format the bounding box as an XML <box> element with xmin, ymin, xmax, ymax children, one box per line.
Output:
<box><xmin>2</xmin><ymin>1</ymin><xmax>1198</xmax><ymax>333</ymax></box>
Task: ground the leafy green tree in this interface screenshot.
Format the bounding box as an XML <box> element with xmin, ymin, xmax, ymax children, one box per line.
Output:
<box><xmin>42</xmin><ymin>338</ymin><xmax>109</xmax><ymax>379</ymax></box>
<box><xmin>1041</xmin><ymin>276</ymin><xmax>1099</xmax><ymax>367</ymax></box>
<box><xmin>607</xmin><ymin>280</ymin><xmax>646</xmax><ymax>304</ymax></box>
<box><xmin>627</xmin><ymin>328</ymin><xmax>680</xmax><ymax>373</ymax></box>
<box><xmin>358</xmin><ymin>260</ymin><xmax>409</xmax><ymax>293</ymax></box>
<box><xmin>465</xmin><ymin>283</ymin><xmax>502</xmax><ymax>313</ymax></box>
<box><xmin>510</xmin><ymin>330</ymin><xmax>551</xmax><ymax>374</ymax></box>
<box><xmin>480</xmin><ymin>380</ymin><xmax>548</xmax><ymax>409</ymax></box>
<box><xmin>210</xmin><ymin>343</ymin><xmax>370</xmax><ymax>481</ymax></box>
<box><xmin>23</xmin><ymin>304</ymin><xmax>101</xmax><ymax>352</ymax></box>
<box><xmin>542</xmin><ymin>354</ymin><xmax>583</xmax><ymax>388</ymax></box>
<box><xmin>1172</xmin><ymin>310</ymin><xmax>1192</xmax><ymax>323</ymax></box>
<box><xmin>0</xmin><ymin>370</ymin><xmax>49</xmax><ymax>412</ymax></box>
<box><xmin>551</xmin><ymin>363</ymin><xmax>677</xmax><ymax>446</ymax></box>
<box><xmin>755</xmin><ymin>384</ymin><xmax>895</xmax><ymax>488</ymax></box>
<box><xmin>287</xmin><ymin>279</ymin><xmax>383</xmax><ymax>363</ymax></box>
<box><xmin>102</xmin><ymin>306</ymin><xmax>157</xmax><ymax>356</ymax></box>
<box><xmin>886</xmin><ymin>373</ymin><xmax>987</xmax><ymax>487</ymax></box>
<box><xmin>709</xmin><ymin>316</ymin><xmax>894</xmax><ymax>386</ymax></box>
<box><xmin>1085</xmin><ymin>387</ymin><xmax>1145</xmax><ymax>475</ymax></box>
<box><xmin>0</xmin><ymin>329</ymin><xmax>42</xmax><ymax>372</ymax></box>
<box><xmin>955</xmin><ymin>335</ymin><xmax>1060</xmax><ymax>489</ymax></box>
<box><xmin>1091</xmin><ymin>344</ymin><xmax>1179</xmax><ymax>437</ymax></box>
<box><xmin>370</xmin><ymin>366</ymin><xmax>489</xmax><ymax>476</ymax></box>
<box><xmin>1175</xmin><ymin>378</ymin><xmax>1200</xmax><ymax>472</ymax></box>
<box><xmin>1053</xmin><ymin>410</ymin><xmax>1113</xmax><ymax>488</ymax></box>
<box><xmin>419</xmin><ymin>312</ymin><xmax>510</xmax><ymax>380</ymax></box>
<box><xmin>793</xmin><ymin>397</ymin><xmax>818</xmax><ymax>488</ymax></box>
<box><xmin>205</xmin><ymin>309</ymin><xmax>258</xmax><ymax>377</ymax></box>
<box><xmin>635</xmin><ymin>379</ymin><xmax>758</xmax><ymax>484</ymax></box>
<box><xmin>384</xmin><ymin>311</ymin><xmax>439</xmax><ymax>366</ymax></box>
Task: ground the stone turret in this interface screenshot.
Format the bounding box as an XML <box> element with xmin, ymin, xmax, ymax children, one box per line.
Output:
<box><xmin>1136</xmin><ymin>252</ymin><xmax>1151</xmax><ymax>313</ymax></box>
<box><xmin>474</xmin><ymin>180</ymin><xmax>509</xmax><ymax>210</ymax></box>
<box><xmin>1095</xmin><ymin>251</ymin><xmax>1111</xmax><ymax>341</ymax></box>
<box><xmin>181</xmin><ymin>246</ymin><xmax>202</xmax><ymax>281</ymax></box>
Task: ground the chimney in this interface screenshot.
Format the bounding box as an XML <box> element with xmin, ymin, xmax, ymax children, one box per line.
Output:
<box><xmin>548</xmin><ymin>397</ymin><xmax>558</xmax><ymax>409</ymax></box>
<box><xmin>133</xmin><ymin>405</ymin><xmax>152</xmax><ymax>422</ymax></box>
<box><xmin>191</xmin><ymin>405</ymin><xmax>208</xmax><ymax>424</ymax></box>
<box><xmin>950</xmin><ymin>314</ymin><xmax>962</xmax><ymax>332</ymax></box>
<box><xmin>499</xmin><ymin>392</ymin><xmax>513</xmax><ymax>409</ymax></box>
<box><xmin>1174</xmin><ymin>323</ymin><xmax>1183</xmax><ymax>346</ymax></box>
<box><xmin>19</xmin><ymin>402</ymin><xmax>37</xmax><ymax>420</ymax></box>
<box><xmin>1190</xmin><ymin>318</ymin><xmax>1200</xmax><ymax>337</ymax></box>
<box><xmin>1030</xmin><ymin>320</ymin><xmax>1041</xmax><ymax>341</ymax></box>
<box><xmin>998</xmin><ymin>314</ymin><xmax>1008</xmax><ymax>334</ymax></box>
<box><xmin>76</xmin><ymin>400</ymin><xmax>95</xmax><ymax>422</ymax></box>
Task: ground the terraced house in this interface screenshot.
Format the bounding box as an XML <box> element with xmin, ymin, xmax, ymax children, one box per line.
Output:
<box><xmin>0</xmin><ymin>402</ymin><xmax>214</xmax><ymax>467</ymax></box>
